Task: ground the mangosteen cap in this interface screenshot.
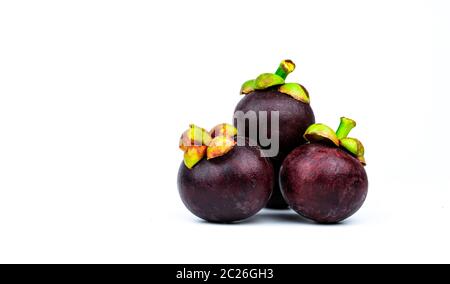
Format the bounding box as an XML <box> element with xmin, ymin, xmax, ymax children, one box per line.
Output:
<box><xmin>304</xmin><ymin>117</ymin><xmax>366</xmax><ymax>165</ymax></box>
<box><xmin>239</xmin><ymin>59</ymin><xmax>311</xmax><ymax>104</ymax></box>
<box><xmin>180</xmin><ymin>123</ymin><xmax>238</xmax><ymax>169</ymax></box>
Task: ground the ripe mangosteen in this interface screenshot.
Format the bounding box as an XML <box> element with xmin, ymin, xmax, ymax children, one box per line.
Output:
<box><xmin>177</xmin><ymin>123</ymin><xmax>274</xmax><ymax>223</ymax></box>
<box><xmin>280</xmin><ymin>117</ymin><xmax>368</xmax><ymax>223</ymax></box>
<box><xmin>234</xmin><ymin>60</ymin><xmax>315</xmax><ymax>209</ymax></box>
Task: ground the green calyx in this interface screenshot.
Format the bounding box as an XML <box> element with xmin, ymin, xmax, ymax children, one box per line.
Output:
<box><xmin>183</xmin><ymin>146</ymin><xmax>207</xmax><ymax>169</ymax></box>
<box><xmin>179</xmin><ymin>123</ymin><xmax>238</xmax><ymax>169</ymax></box>
<box><xmin>239</xmin><ymin>59</ymin><xmax>310</xmax><ymax>104</ymax></box>
<box><xmin>240</xmin><ymin>79</ymin><xmax>256</xmax><ymax>95</ymax></box>
<box><xmin>179</xmin><ymin>124</ymin><xmax>211</xmax><ymax>151</ymax></box>
<box><xmin>179</xmin><ymin>124</ymin><xmax>211</xmax><ymax>169</ymax></box>
<box><xmin>254</xmin><ymin>73</ymin><xmax>285</xmax><ymax>90</ymax></box>
<box><xmin>340</xmin><ymin>138</ymin><xmax>366</xmax><ymax>165</ymax></box>
<box><xmin>304</xmin><ymin>117</ymin><xmax>366</xmax><ymax>165</ymax></box>
<box><xmin>278</xmin><ymin>83</ymin><xmax>310</xmax><ymax>104</ymax></box>
<box><xmin>304</xmin><ymin>124</ymin><xmax>340</xmax><ymax>147</ymax></box>
<box><xmin>209</xmin><ymin>123</ymin><xmax>238</xmax><ymax>138</ymax></box>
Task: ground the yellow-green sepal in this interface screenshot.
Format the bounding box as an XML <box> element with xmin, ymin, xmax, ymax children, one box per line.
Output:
<box><xmin>179</xmin><ymin>124</ymin><xmax>212</xmax><ymax>151</ymax></box>
<box><xmin>209</xmin><ymin>123</ymin><xmax>238</xmax><ymax>138</ymax></box>
<box><xmin>278</xmin><ymin>83</ymin><xmax>310</xmax><ymax>104</ymax></box>
<box><xmin>340</xmin><ymin>137</ymin><xmax>366</xmax><ymax>165</ymax></box>
<box><xmin>184</xmin><ymin>146</ymin><xmax>207</xmax><ymax>169</ymax></box>
<box><xmin>254</xmin><ymin>73</ymin><xmax>285</xmax><ymax>90</ymax></box>
<box><xmin>240</xmin><ymin>79</ymin><xmax>256</xmax><ymax>95</ymax></box>
<box><xmin>304</xmin><ymin>123</ymin><xmax>340</xmax><ymax>146</ymax></box>
<box><xmin>207</xmin><ymin>136</ymin><xmax>236</xmax><ymax>160</ymax></box>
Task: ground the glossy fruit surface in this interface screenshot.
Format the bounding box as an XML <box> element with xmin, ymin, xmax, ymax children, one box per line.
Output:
<box><xmin>234</xmin><ymin>88</ymin><xmax>315</xmax><ymax>208</ymax></box>
<box><xmin>280</xmin><ymin>144</ymin><xmax>368</xmax><ymax>223</ymax></box>
<box><xmin>234</xmin><ymin>88</ymin><xmax>315</xmax><ymax>161</ymax></box>
<box><xmin>178</xmin><ymin>144</ymin><xmax>274</xmax><ymax>223</ymax></box>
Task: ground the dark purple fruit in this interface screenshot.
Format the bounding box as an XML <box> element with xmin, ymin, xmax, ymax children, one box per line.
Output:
<box><xmin>177</xmin><ymin>124</ymin><xmax>274</xmax><ymax>223</ymax></box>
<box><xmin>234</xmin><ymin>60</ymin><xmax>315</xmax><ymax>209</ymax></box>
<box><xmin>280</xmin><ymin>118</ymin><xmax>368</xmax><ymax>223</ymax></box>
<box><xmin>234</xmin><ymin>88</ymin><xmax>315</xmax><ymax>161</ymax></box>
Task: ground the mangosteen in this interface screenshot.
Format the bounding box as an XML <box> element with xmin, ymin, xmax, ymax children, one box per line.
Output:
<box><xmin>177</xmin><ymin>123</ymin><xmax>274</xmax><ymax>223</ymax></box>
<box><xmin>234</xmin><ymin>60</ymin><xmax>315</xmax><ymax>209</ymax></box>
<box><xmin>279</xmin><ymin>117</ymin><xmax>368</xmax><ymax>223</ymax></box>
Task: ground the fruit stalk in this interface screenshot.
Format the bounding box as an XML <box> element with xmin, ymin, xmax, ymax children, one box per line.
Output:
<box><xmin>275</xmin><ymin>60</ymin><xmax>295</xmax><ymax>80</ymax></box>
<box><xmin>336</xmin><ymin>117</ymin><xmax>356</xmax><ymax>139</ymax></box>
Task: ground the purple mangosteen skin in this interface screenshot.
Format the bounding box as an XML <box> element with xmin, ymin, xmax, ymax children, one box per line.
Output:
<box><xmin>177</xmin><ymin>145</ymin><xmax>274</xmax><ymax>223</ymax></box>
<box><xmin>234</xmin><ymin>88</ymin><xmax>315</xmax><ymax>160</ymax></box>
<box><xmin>234</xmin><ymin>88</ymin><xmax>315</xmax><ymax>209</ymax></box>
<box><xmin>280</xmin><ymin>144</ymin><xmax>368</xmax><ymax>223</ymax></box>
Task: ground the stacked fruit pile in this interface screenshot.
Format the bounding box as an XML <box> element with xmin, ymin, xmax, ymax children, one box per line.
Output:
<box><xmin>177</xmin><ymin>60</ymin><xmax>368</xmax><ymax>224</ymax></box>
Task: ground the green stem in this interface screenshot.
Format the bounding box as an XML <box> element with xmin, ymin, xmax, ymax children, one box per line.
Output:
<box><xmin>336</xmin><ymin>117</ymin><xmax>356</xmax><ymax>139</ymax></box>
<box><xmin>275</xmin><ymin>59</ymin><xmax>295</xmax><ymax>80</ymax></box>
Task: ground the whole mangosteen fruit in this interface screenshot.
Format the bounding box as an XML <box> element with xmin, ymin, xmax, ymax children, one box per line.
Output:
<box><xmin>177</xmin><ymin>123</ymin><xmax>274</xmax><ymax>223</ymax></box>
<box><xmin>280</xmin><ymin>117</ymin><xmax>368</xmax><ymax>223</ymax></box>
<box><xmin>234</xmin><ymin>60</ymin><xmax>315</xmax><ymax>209</ymax></box>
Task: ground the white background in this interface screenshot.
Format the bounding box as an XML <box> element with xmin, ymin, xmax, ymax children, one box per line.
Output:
<box><xmin>0</xmin><ymin>0</ymin><xmax>449</xmax><ymax>264</ymax></box>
